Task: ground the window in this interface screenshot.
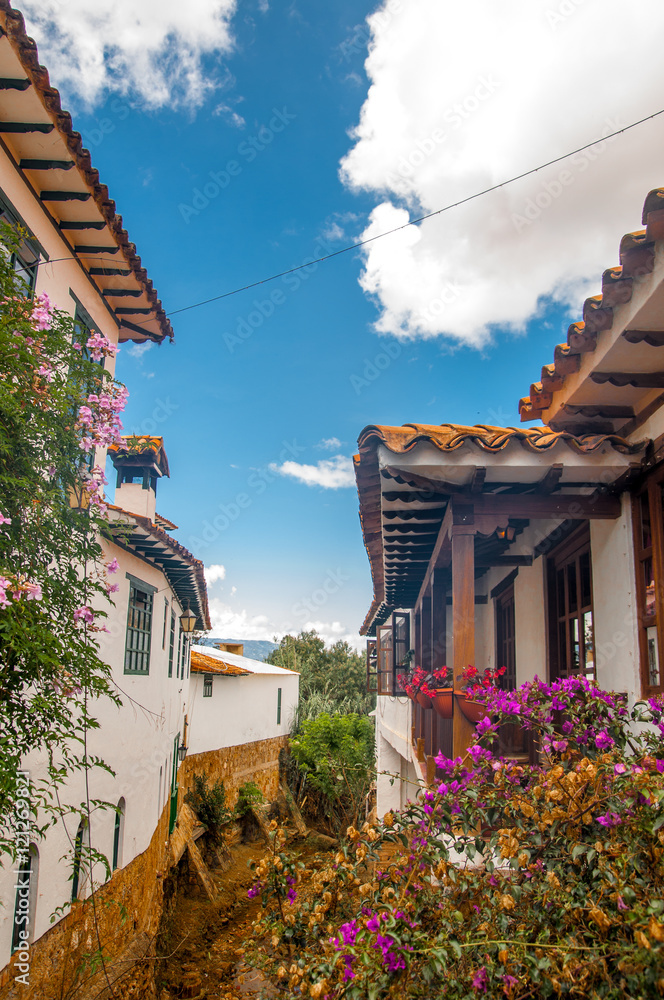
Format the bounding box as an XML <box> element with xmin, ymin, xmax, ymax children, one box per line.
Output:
<box><xmin>112</xmin><ymin>799</ymin><xmax>125</xmax><ymax>870</ymax></box>
<box><xmin>376</xmin><ymin>623</ymin><xmax>394</xmax><ymax>695</ymax></box>
<box><xmin>277</xmin><ymin>687</ymin><xmax>282</xmax><ymax>724</ymax></box>
<box><xmin>177</xmin><ymin>627</ymin><xmax>182</xmax><ymax>680</ymax></box>
<box><xmin>392</xmin><ymin>612</ymin><xmax>411</xmax><ymax>675</ymax></box>
<box><xmin>169</xmin><ymin>735</ymin><xmax>179</xmax><ymax>835</ymax></box>
<box><xmin>11</xmin><ymin>844</ymin><xmax>38</xmax><ymax>953</ymax></box>
<box><xmin>632</xmin><ymin>471</ymin><xmax>664</xmax><ymax>694</ymax></box>
<box><xmin>495</xmin><ymin>584</ymin><xmax>516</xmax><ymax>691</ymax></box>
<box><xmin>203</xmin><ymin>674</ymin><xmax>213</xmax><ymax>698</ymax></box>
<box><xmin>0</xmin><ymin>190</ymin><xmax>42</xmax><ymax>296</ymax></box>
<box><xmin>162</xmin><ymin>599</ymin><xmax>169</xmax><ymax>649</ymax></box>
<box><xmin>168</xmin><ymin>611</ymin><xmax>175</xmax><ymax>678</ymax></box>
<box><xmin>366</xmin><ymin>638</ymin><xmax>378</xmax><ymax>693</ymax></box>
<box><xmin>181</xmin><ymin>634</ymin><xmax>188</xmax><ymax>678</ymax></box>
<box><xmin>124</xmin><ymin>579</ymin><xmax>154</xmax><ymax>674</ymax></box>
<box><xmin>547</xmin><ymin>524</ymin><xmax>594</xmax><ymax>681</ymax></box>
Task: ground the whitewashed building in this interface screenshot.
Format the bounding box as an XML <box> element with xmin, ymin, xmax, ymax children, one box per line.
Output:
<box><xmin>355</xmin><ymin>186</ymin><xmax>664</xmax><ymax>816</ymax></box>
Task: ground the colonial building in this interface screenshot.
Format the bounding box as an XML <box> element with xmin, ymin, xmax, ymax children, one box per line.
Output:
<box><xmin>356</xmin><ymin>186</ymin><xmax>664</xmax><ymax>816</ymax></box>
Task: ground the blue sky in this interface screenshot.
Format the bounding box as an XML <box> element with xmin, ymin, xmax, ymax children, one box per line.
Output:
<box><xmin>21</xmin><ymin>0</ymin><xmax>664</xmax><ymax>646</ymax></box>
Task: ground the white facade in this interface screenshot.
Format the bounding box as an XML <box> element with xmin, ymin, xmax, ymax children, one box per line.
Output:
<box><xmin>187</xmin><ymin>646</ymin><xmax>299</xmax><ymax>756</ymax></box>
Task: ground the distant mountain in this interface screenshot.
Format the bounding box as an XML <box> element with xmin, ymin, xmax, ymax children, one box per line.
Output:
<box><xmin>198</xmin><ymin>637</ymin><xmax>278</xmax><ymax>662</ymax></box>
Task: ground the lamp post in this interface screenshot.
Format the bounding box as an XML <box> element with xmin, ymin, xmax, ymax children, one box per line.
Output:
<box><xmin>179</xmin><ymin>603</ymin><xmax>197</xmax><ymax>635</ymax></box>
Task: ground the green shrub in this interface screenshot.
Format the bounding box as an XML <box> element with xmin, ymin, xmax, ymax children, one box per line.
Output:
<box><xmin>235</xmin><ymin>780</ymin><xmax>264</xmax><ymax>817</ymax></box>
<box><xmin>184</xmin><ymin>774</ymin><xmax>231</xmax><ymax>845</ymax></box>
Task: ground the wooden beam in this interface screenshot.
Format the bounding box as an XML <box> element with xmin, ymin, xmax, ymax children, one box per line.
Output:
<box><xmin>538</xmin><ymin>464</ymin><xmax>563</xmax><ymax>494</ymax></box>
<box><xmin>40</xmin><ymin>190</ymin><xmax>90</xmax><ymax>201</ymax></box>
<box><xmin>0</xmin><ymin>78</ymin><xmax>30</xmax><ymax>90</ymax></box>
<box><xmin>102</xmin><ymin>288</ymin><xmax>144</xmax><ymax>297</ymax></box>
<box><xmin>75</xmin><ymin>245</ymin><xmax>119</xmax><ymax>254</ymax></box>
<box><xmin>470</xmin><ymin>467</ymin><xmax>486</xmax><ymax>493</ymax></box>
<box><xmin>89</xmin><ymin>267</ymin><xmax>132</xmax><ymax>276</ymax></box>
<box><xmin>623</xmin><ymin>329</ymin><xmax>664</xmax><ymax>347</ymax></box>
<box><xmin>472</xmin><ymin>492</ymin><xmax>621</xmax><ymax>520</ymax></box>
<box><xmin>446</xmin><ymin>594</ymin><xmax>487</xmax><ymax>605</ymax></box>
<box><xmin>383</xmin><ymin>465</ymin><xmax>463</xmax><ymax>494</ymax></box>
<box><xmin>475</xmin><ymin>555</ymin><xmax>533</xmax><ymax>567</ymax></box>
<box><xmin>0</xmin><ymin>121</ymin><xmax>53</xmax><ymax>133</ymax></box>
<box><xmin>115</xmin><ymin>307</ymin><xmax>153</xmax><ymax>315</ymax></box>
<box><xmin>20</xmin><ymin>158</ymin><xmax>74</xmax><ymax>170</ymax></box>
<box><xmin>59</xmin><ymin>221</ymin><xmax>106</xmax><ymax>230</ymax></box>
<box><xmin>562</xmin><ymin>404</ymin><xmax>635</xmax><ymax>419</ymax></box>
<box><xmin>590</xmin><ymin>371</ymin><xmax>664</xmax><ymax>389</ymax></box>
<box><xmin>383</xmin><ymin>490</ymin><xmax>450</xmax><ymax>503</ymax></box>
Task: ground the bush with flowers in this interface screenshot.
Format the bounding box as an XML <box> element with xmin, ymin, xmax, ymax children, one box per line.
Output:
<box><xmin>0</xmin><ymin>225</ymin><xmax>128</xmax><ymax>860</ymax></box>
<box><xmin>245</xmin><ymin>675</ymin><xmax>664</xmax><ymax>998</ymax></box>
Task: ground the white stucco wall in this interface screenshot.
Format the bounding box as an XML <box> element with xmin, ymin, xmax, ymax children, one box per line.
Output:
<box><xmin>590</xmin><ymin>496</ymin><xmax>641</xmax><ymax>701</ymax></box>
<box><xmin>0</xmin><ymin>537</ymin><xmax>190</xmax><ymax>965</ymax></box>
<box><xmin>187</xmin><ymin>660</ymin><xmax>299</xmax><ymax>756</ymax></box>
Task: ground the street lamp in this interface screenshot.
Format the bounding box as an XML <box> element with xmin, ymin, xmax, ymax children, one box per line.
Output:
<box><xmin>178</xmin><ymin>741</ymin><xmax>188</xmax><ymax>763</ymax></box>
<box><xmin>179</xmin><ymin>603</ymin><xmax>197</xmax><ymax>635</ymax></box>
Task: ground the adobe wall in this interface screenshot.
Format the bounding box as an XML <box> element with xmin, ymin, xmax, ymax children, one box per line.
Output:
<box><xmin>0</xmin><ymin>735</ymin><xmax>288</xmax><ymax>1000</ymax></box>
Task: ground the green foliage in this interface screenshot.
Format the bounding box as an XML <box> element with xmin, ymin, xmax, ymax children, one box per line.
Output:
<box><xmin>290</xmin><ymin>713</ymin><xmax>375</xmax><ymax>834</ymax></box>
<box><xmin>267</xmin><ymin>630</ymin><xmax>374</xmax><ymax>723</ymax></box>
<box><xmin>0</xmin><ymin>223</ymin><xmax>125</xmax><ymax>859</ymax></box>
<box><xmin>185</xmin><ymin>774</ymin><xmax>232</xmax><ymax>845</ymax></box>
<box><xmin>235</xmin><ymin>780</ymin><xmax>264</xmax><ymax>818</ymax></box>
<box><xmin>246</xmin><ymin>682</ymin><xmax>664</xmax><ymax>998</ymax></box>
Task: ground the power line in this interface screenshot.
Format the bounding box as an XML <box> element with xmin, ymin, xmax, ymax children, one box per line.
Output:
<box><xmin>163</xmin><ymin>107</ymin><xmax>664</xmax><ymax>320</ymax></box>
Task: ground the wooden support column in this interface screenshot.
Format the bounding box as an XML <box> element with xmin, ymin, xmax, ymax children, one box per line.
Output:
<box><xmin>451</xmin><ymin>502</ymin><xmax>477</xmax><ymax>759</ymax></box>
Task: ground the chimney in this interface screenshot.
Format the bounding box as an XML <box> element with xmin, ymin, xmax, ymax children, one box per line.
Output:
<box><xmin>215</xmin><ymin>641</ymin><xmax>244</xmax><ymax>657</ymax></box>
<box><xmin>108</xmin><ymin>436</ymin><xmax>170</xmax><ymax>523</ymax></box>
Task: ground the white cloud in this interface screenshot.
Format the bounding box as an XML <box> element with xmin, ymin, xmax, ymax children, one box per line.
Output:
<box><xmin>341</xmin><ymin>0</ymin><xmax>664</xmax><ymax>346</ymax></box>
<box><xmin>303</xmin><ymin>619</ymin><xmax>364</xmax><ymax>652</ymax></box>
<box><xmin>127</xmin><ymin>341</ymin><xmax>153</xmax><ymax>359</ymax></box>
<box><xmin>204</xmin><ymin>564</ymin><xmax>227</xmax><ymax>585</ymax></box>
<box><xmin>316</xmin><ymin>436</ymin><xmax>342</xmax><ymax>450</ymax></box>
<box><xmin>208</xmin><ymin>598</ymin><xmax>275</xmax><ymax>641</ymax></box>
<box><xmin>269</xmin><ymin>455</ymin><xmax>355</xmax><ymax>489</ymax></box>
<box><xmin>213</xmin><ymin>103</ymin><xmax>246</xmax><ymax>128</ymax></box>
<box><xmin>230</xmin><ymin>586</ymin><xmax>237</xmax><ymax>597</ymax></box>
<box><xmin>19</xmin><ymin>0</ymin><xmax>237</xmax><ymax>109</ymax></box>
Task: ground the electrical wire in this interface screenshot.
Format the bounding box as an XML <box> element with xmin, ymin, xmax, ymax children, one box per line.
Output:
<box><xmin>31</xmin><ymin>106</ymin><xmax>664</xmax><ymax>328</ymax></box>
<box><xmin>163</xmin><ymin>106</ymin><xmax>664</xmax><ymax>320</ymax></box>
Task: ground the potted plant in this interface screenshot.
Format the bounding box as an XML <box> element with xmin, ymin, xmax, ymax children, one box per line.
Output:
<box><xmin>454</xmin><ymin>665</ymin><xmax>507</xmax><ymax>723</ymax></box>
<box><xmin>396</xmin><ymin>665</ymin><xmax>434</xmax><ymax>709</ymax></box>
<box><xmin>430</xmin><ymin>665</ymin><xmax>454</xmax><ymax>719</ymax></box>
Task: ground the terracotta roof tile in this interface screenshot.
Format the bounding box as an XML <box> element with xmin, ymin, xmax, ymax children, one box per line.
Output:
<box><xmin>518</xmin><ymin>186</ymin><xmax>664</xmax><ymax>423</ymax></box>
<box><xmin>0</xmin><ymin>2</ymin><xmax>173</xmax><ymax>344</ymax></box>
<box><xmin>190</xmin><ymin>650</ymin><xmax>251</xmax><ymax>676</ymax></box>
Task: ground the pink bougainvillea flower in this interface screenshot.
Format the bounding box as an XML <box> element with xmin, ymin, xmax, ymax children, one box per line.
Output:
<box><xmin>472</xmin><ymin>967</ymin><xmax>489</xmax><ymax>992</ymax></box>
<box><xmin>614</xmin><ymin>762</ymin><xmax>627</xmax><ymax>775</ymax></box>
<box><xmin>0</xmin><ymin>513</ymin><xmax>12</xmax><ymax>526</ymax></box>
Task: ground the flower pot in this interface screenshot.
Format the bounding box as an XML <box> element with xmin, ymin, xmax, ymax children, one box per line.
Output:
<box><xmin>415</xmin><ymin>691</ymin><xmax>433</xmax><ymax>710</ymax></box>
<box><xmin>455</xmin><ymin>692</ymin><xmax>488</xmax><ymax>724</ymax></box>
<box><xmin>431</xmin><ymin>687</ymin><xmax>453</xmax><ymax>719</ymax></box>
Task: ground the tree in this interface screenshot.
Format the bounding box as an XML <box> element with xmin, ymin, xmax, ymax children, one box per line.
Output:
<box><xmin>0</xmin><ymin>225</ymin><xmax>126</xmax><ymax>861</ymax></box>
<box><xmin>267</xmin><ymin>630</ymin><xmax>374</xmax><ymax>723</ymax></box>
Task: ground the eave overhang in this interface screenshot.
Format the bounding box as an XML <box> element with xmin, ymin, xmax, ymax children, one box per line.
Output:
<box><xmin>355</xmin><ymin>423</ymin><xmax>643</xmax><ymax>636</ymax></box>
<box><xmin>106</xmin><ymin>506</ymin><xmax>210</xmax><ymax>630</ymax></box>
<box><xmin>0</xmin><ymin>3</ymin><xmax>173</xmax><ymax>345</ymax></box>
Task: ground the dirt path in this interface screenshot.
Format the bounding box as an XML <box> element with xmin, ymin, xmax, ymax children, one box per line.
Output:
<box><xmin>157</xmin><ymin>840</ymin><xmax>272</xmax><ymax>1000</ymax></box>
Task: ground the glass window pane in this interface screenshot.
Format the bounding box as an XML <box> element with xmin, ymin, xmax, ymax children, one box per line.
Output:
<box><xmin>583</xmin><ymin>611</ymin><xmax>594</xmax><ymax>678</ymax></box>
<box><xmin>644</xmin><ymin>557</ymin><xmax>656</xmax><ymax>618</ymax></box>
<box><xmin>580</xmin><ymin>551</ymin><xmax>592</xmax><ymax>609</ymax></box>
<box><xmin>641</xmin><ymin>492</ymin><xmax>653</xmax><ymax>550</ymax></box>
<box><xmin>567</xmin><ymin>562</ymin><xmax>578</xmax><ymax>614</ymax></box>
<box><xmin>557</xmin><ymin>568</ymin><xmax>565</xmax><ymax>618</ymax></box>
<box><xmin>647</xmin><ymin>626</ymin><xmax>660</xmax><ymax>687</ymax></box>
<box><xmin>571</xmin><ymin>618</ymin><xmax>580</xmax><ymax>673</ymax></box>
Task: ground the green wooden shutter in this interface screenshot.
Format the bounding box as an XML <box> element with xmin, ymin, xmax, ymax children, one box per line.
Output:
<box><xmin>277</xmin><ymin>687</ymin><xmax>282</xmax><ymax>725</ymax></box>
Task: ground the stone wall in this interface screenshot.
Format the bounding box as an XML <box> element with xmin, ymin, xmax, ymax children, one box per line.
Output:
<box><xmin>0</xmin><ymin>735</ymin><xmax>288</xmax><ymax>1000</ymax></box>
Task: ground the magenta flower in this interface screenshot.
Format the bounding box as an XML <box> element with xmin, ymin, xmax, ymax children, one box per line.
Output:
<box><xmin>614</xmin><ymin>762</ymin><xmax>627</xmax><ymax>775</ymax></box>
<box><xmin>0</xmin><ymin>513</ymin><xmax>12</xmax><ymax>526</ymax></box>
<box><xmin>472</xmin><ymin>967</ymin><xmax>489</xmax><ymax>992</ymax></box>
<box><xmin>106</xmin><ymin>558</ymin><xmax>119</xmax><ymax>574</ymax></box>
<box><xmin>595</xmin><ymin>732</ymin><xmax>615</xmax><ymax>751</ymax></box>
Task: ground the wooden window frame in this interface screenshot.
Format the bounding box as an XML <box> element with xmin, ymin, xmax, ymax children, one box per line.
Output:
<box><xmin>376</xmin><ymin>623</ymin><xmax>394</xmax><ymax>695</ymax></box>
<box><xmin>366</xmin><ymin>638</ymin><xmax>378</xmax><ymax>693</ymax></box>
<box><xmin>124</xmin><ymin>580</ymin><xmax>154</xmax><ymax>675</ymax></box>
<box><xmin>494</xmin><ymin>583</ymin><xmax>516</xmax><ymax>692</ymax></box>
<box><xmin>632</xmin><ymin>466</ymin><xmax>664</xmax><ymax>696</ymax></box>
<box><xmin>546</xmin><ymin>523</ymin><xmax>594</xmax><ymax>682</ymax></box>
<box><xmin>168</xmin><ymin>611</ymin><xmax>176</xmax><ymax>678</ymax></box>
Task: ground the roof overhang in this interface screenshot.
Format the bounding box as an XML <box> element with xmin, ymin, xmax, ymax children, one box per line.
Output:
<box><xmin>106</xmin><ymin>507</ymin><xmax>210</xmax><ymax>630</ymax></box>
<box><xmin>355</xmin><ymin>423</ymin><xmax>643</xmax><ymax>635</ymax></box>
<box><xmin>0</xmin><ymin>3</ymin><xmax>173</xmax><ymax>345</ymax></box>
<box><xmin>519</xmin><ymin>190</ymin><xmax>664</xmax><ymax>436</ymax></box>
